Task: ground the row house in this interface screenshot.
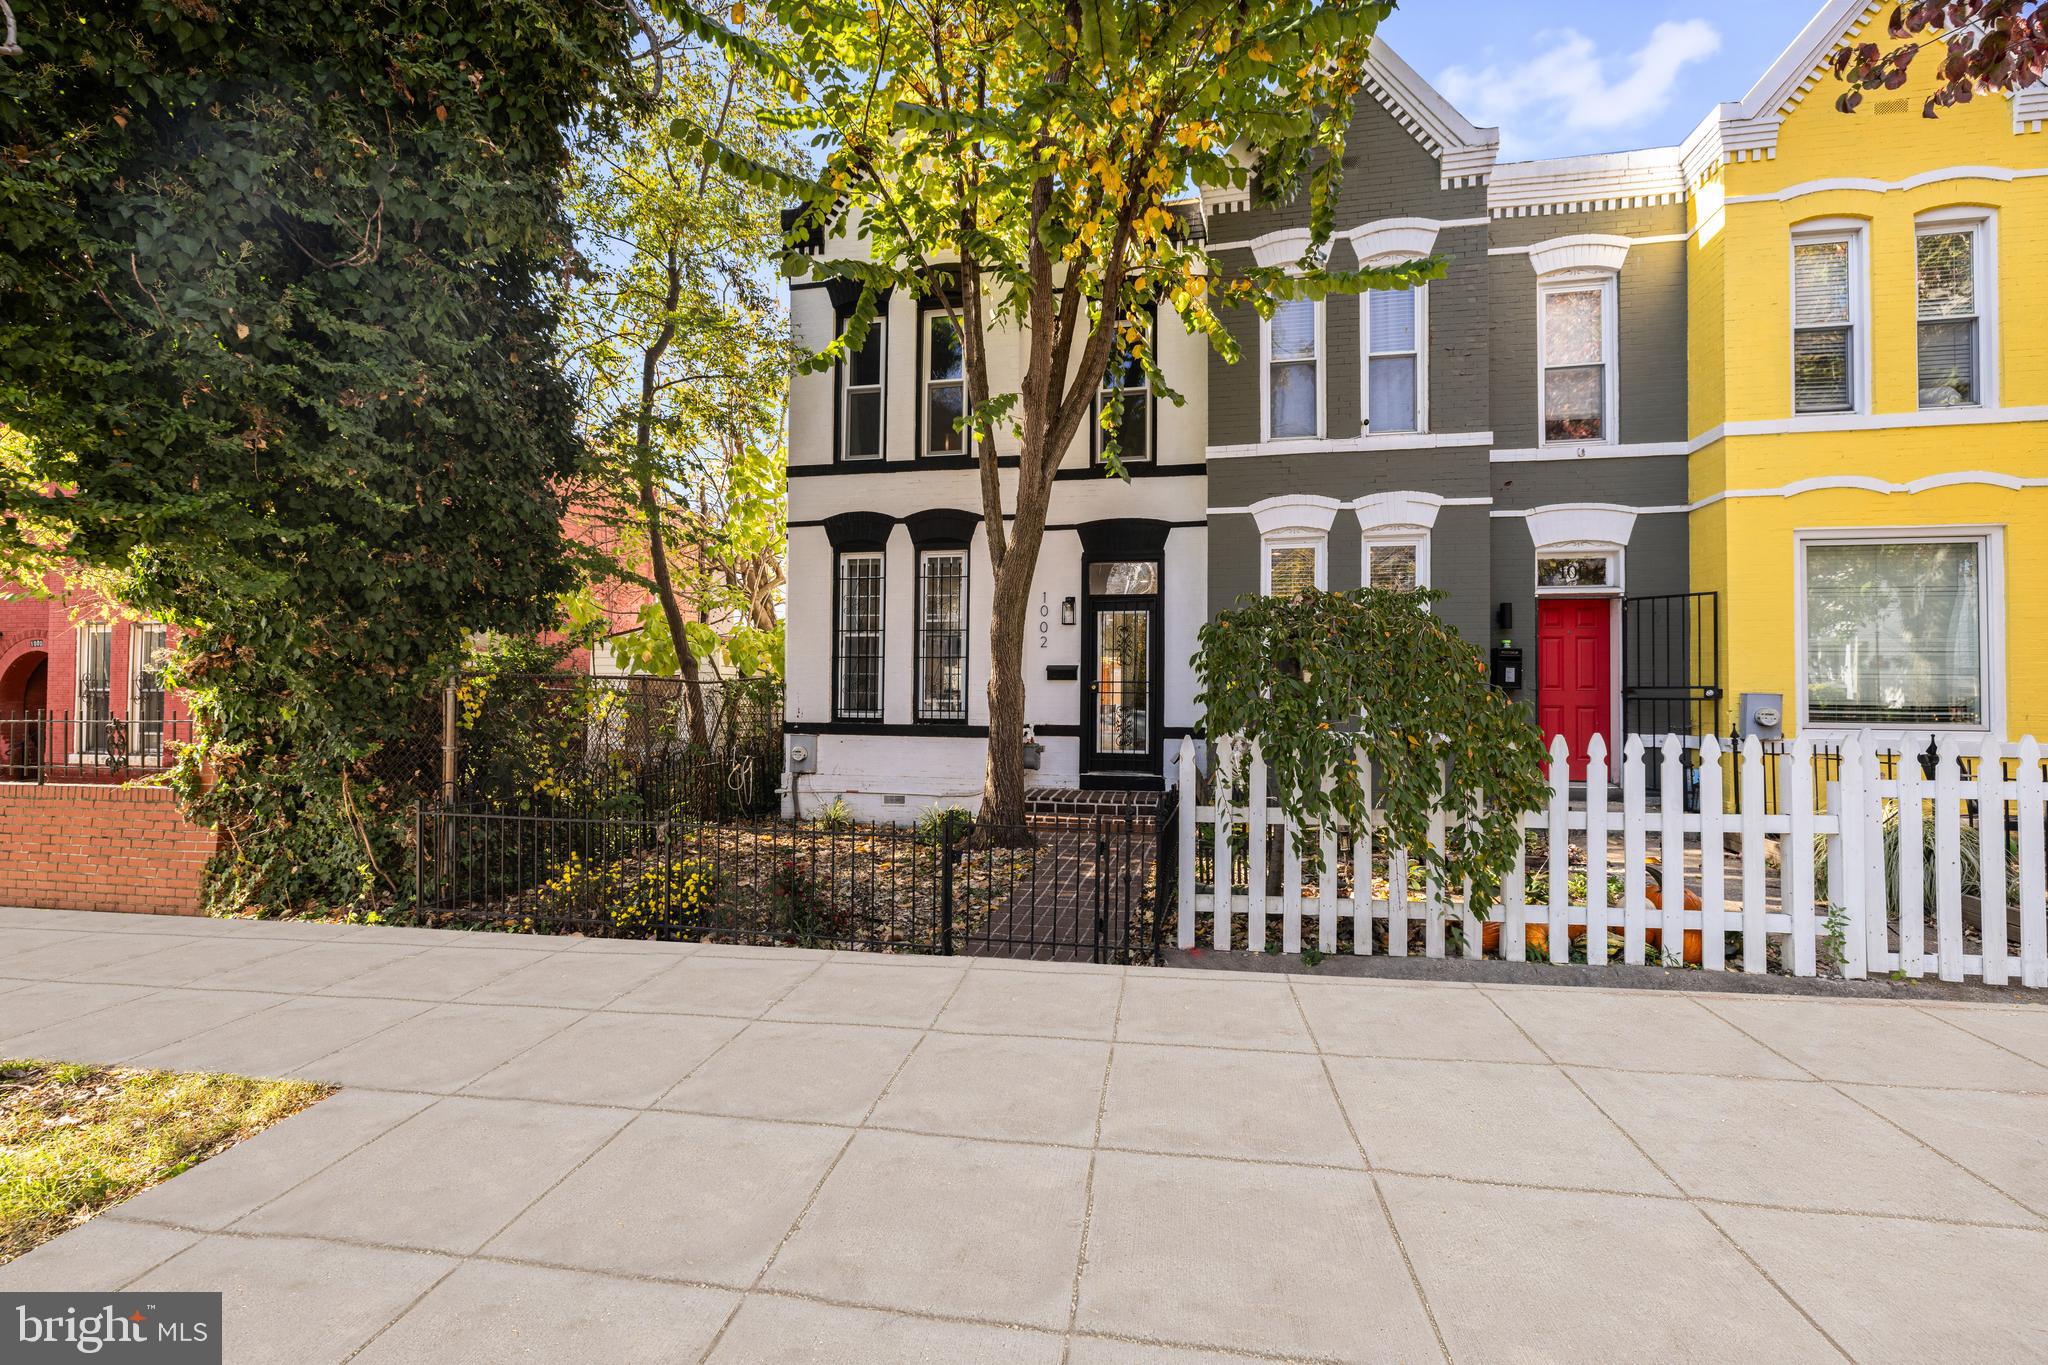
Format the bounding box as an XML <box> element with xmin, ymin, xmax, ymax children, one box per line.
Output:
<box><xmin>782</xmin><ymin>0</ymin><xmax>2047</xmax><ymax>815</ymax></box>
<box><xmin>0</xmin><ymin>577</ymin><xmax>188</xmax><ymax>780</ymax></box>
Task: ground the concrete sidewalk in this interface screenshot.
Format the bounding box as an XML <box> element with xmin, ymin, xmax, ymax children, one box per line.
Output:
<box><xmin>3</xmin><ymin>907</ymin><xmax>2048</xmax><ymax>1363</ymax></box>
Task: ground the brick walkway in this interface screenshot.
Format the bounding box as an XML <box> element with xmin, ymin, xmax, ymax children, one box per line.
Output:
<box><xmin>4</xmin><ymin>906</ymin><xmax>2048</xmax><ymax>1362</ymax></box>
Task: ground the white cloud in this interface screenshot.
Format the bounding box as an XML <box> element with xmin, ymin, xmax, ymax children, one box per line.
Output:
<box><xmin>1437</xmin><ymin>20</ymin><xmax>1723</xmax><ymax>157</ymax></box>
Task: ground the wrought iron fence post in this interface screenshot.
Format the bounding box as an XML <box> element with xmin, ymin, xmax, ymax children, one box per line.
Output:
<box><xmin>411</xmin><ymin>801</ymin><xmax>423</xmax><ymax>924</ymax></box>
<box><xmin>939</xmin><ymin>822</ymin><xmax>957</xmax><ymax>957</ymax></box>
<box><xmin>1092</xmin><ymin>815</ymin><xmax>1109</xmax><ymax>966</ymax></box>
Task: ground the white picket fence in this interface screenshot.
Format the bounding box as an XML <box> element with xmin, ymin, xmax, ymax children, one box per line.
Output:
<box><xmin>1173</xmin><ymin>731</ymin><xmax>2048</xmax><ymax>988</ymax></box>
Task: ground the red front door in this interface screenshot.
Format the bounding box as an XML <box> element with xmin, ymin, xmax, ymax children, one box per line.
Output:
<box><xmin>1537</xmin><ymin>598</ymin><xmax>1611</xmax><ymax>779</ymax></box>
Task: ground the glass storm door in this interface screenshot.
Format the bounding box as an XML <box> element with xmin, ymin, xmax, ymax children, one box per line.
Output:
<box><xmin>1081</xmin><ymin>559</ymin><xmax>1160</xmax><ymax>776</ymax></box>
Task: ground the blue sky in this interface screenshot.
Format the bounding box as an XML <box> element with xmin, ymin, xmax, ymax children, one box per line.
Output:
<box><xmin>1381</xmin><ymin>0</ymin><xmax>1826</xmax><ymax>160</ymax></box>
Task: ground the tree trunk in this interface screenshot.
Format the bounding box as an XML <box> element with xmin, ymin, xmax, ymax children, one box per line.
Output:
<box><xmin>975</xmin><ymin>452</ymin><xmax>1053</xmax><ymax>844</ymax></box>
<box><xmin>636</xmin><ymin>244</ymin><xmax>711</xmax><ymax>751</ymax></box>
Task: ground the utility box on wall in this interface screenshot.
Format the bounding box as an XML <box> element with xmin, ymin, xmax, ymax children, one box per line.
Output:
<box><xmin>1738</xmin><ymin>693</ymin><xmax>1784</xmax><ymax>740</ymax></box>
<box><xmin>1490</xmin><ymin>646</ymin><xmax>1524</xmax><ymax>692</ymax></box>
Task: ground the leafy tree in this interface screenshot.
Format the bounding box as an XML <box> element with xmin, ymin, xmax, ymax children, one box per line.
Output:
<box><xmin>669</xmin><ymin>0</ymin><xmax>1432</xmax><ymax>840</ymax></box>
<box><xmin>1833</xmin><ymin>0</ymin><xmax>2046</xmax><ymax>113</ymax></box>
<box><xmin>0</xmin><ymin>2</ymin><xmax>633</xmax><ymax>911</ymax></box>
<box><xmin>560</xmin><ymin>12</ymin><xmax>798</xmax><ymax>738</ymax></box>
<box><xmin>1197</xmin><ymin>589</ymin><xmax>1551</xmax><ymax>918</ymax></box>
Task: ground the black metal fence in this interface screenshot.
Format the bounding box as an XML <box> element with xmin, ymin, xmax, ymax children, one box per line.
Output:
<box><xmin>0</xmin><ymin>710</ymin><xmax>192</xmax><ymax>784</ymax></box>
<box><xmin>413</xmin><ymin>803</ymin><xmax>1168</xmax><ymax>964</ymax></box>
<box><xmin>451</xmin><ymin>672</ymin><xmax>783</xmax><ymax>821</ymax></box>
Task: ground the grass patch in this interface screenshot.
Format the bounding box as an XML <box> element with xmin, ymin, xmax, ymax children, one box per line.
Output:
<box><xmin>1</xmin><ymin>1059</ymin><xmax>329</xmax><ymax>1263</ymax></box>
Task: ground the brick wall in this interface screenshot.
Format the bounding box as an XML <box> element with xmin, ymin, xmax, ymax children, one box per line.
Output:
<box><xmin>0</xmin><ymin>783</ymin><xmax>215</xmax><ymax>915</ymax></box>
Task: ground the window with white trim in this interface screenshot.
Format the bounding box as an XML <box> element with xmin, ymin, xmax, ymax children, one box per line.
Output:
<box><xmin>1915</xmin><ymin>224</ymin><xmax>1983</xmax><ymax>408</ymax></box>
<box><xmin>1791</xmin><ymin>230</ymin><xmax>1861</xmax><ymax>414</ymax></box>
<box><xmin>131</xmin><ymin>622</ymin><xmax>169</xmax><ymax>762</ymax></box>
<box><xmin>1265</xmin><ymin>299</ymin><xmax>1320</xmax><ymax>440</ymax></box>
<box><xmin>1364</xmin><ymin>535</ymin><xmax>1429</xmax><ymax>592</ymax></box>
<box><xmin>75</xmin><ymin>622</ymin><xmax>113</xmax><ymax>759</ymax></box>
<box><xmin>923</xmin><ymin>312</ymin><xmax>966</xmax><ymax>456</ymax></box>
<box><xmin>839</xmin><ymin>318</ymin><xmax>885</xmax><ymax>461</ymax></box>
<box><xmin>914</xmin><ymin>549</ymin><xmax>968</xmax><ymax>723</ymax></box>
<box><xmin>1539</xmin><ymin>277</ymin><xmax>1614</xmax><ymax>444</ymax></box>
<box><xmin>1262</xmin><ymin>535</ymin><xmax>1324</xmax><ymax>597</ymax></box>
<box><xmin>1363</xmin><ymin>287</ymin><xmax>1424</xmax><ymax>434</ymax></box>
<box><xmin>1535</xmin><ymin>551</ymin><xmax>1619</xmax><ymax>593</ymax></box>
<box><xmin>833</xmin><ymin>551</ymin><xmax>886</xmax><ymax>721</ymax></box>
<box><xmin>1802</xmin><ymin>536</ymin><xmax>1990</xmax><ymax>729</ymax></box>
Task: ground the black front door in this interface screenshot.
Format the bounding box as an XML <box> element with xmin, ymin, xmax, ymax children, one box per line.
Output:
<box><xmin>1079</xmin><ymin>558</ymin><xmax>1162</xmax><ymax>786</ymax></box>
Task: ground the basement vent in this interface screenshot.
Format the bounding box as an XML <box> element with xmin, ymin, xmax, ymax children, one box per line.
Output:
<box><xmin>882</xmin><ymin>794</ymin><xmax>907</xmax><ymax>806</ymax></box>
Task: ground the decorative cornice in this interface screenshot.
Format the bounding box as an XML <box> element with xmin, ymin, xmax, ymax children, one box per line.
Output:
<box><xmin>1486</xmin><ymin>148</ymin><xmax>1687</xmax><ymax>218</ymax></box>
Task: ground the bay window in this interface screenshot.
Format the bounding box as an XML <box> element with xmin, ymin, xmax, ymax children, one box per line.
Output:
<box><xmin>1802</xmin><ymin>535</ymin><xmax>1993</xmax><ymax>728</ymax></box>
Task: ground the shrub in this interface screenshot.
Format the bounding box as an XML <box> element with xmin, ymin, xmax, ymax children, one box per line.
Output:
<box><xmin>915</xmin><ymin>805</ymin><xmax>975</xmax><ymax>846</ymax></box>
<box><xmin>815</xmin><ymin>797</ymin><xmax>855</xmax><ymax>831</ymax></box>
<box><xmin>537</xmin><ymin>852</ymin><xmax>718</xmax><ymax>938</ymax></box>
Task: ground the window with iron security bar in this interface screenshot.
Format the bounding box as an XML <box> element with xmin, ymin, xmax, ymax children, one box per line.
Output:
<box><xmin>835</xmin><ymin>551</ymin><xmax>885</xmax><ymax>722</ymax></box>
<box><xmin>76</xmin><ymin>623</ymin><xmax>114</xmax><ymax>759</ymax></box>
<box><xmin>132</xmin><ymin>622</ymin><xmax>169</xmax><ymax>763</ymax></box>
<box><xmin>916</xmin><ymin>549</ymin><xmax>968</xmax><ymax>722</ymax></box>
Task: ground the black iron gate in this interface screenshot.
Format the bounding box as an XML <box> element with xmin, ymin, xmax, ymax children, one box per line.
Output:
<box><xmin>1621</xmin><ymin>591</ymin><xmax>1720</xmax><ymax>742</ymax></box>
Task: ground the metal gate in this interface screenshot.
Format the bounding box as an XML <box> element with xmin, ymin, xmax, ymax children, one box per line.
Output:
<box><xmin>1622</xmin><ymin>592</ymin><xmax>1720</xmax><ymax>740</ymax></box>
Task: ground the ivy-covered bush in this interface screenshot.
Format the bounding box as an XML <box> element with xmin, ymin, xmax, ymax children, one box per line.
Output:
<box><xmin>0</xmin><ymin>2</ymin><xmax>633</xmax><ymax>913</ymax></box>
<box><xmin>1196</xmin><ymin>588</ymin><xmax>1551</xmax><ymax>917</ymax></box>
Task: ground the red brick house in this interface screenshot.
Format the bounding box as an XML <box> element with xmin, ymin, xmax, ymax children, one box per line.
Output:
<box><xmin>0</xmin><ymin>574</ymin><xmax>191</xmax><ymax>782</ymax></box>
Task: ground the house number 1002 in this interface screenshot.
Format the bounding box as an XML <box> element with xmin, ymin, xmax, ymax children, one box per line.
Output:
<box><xmin>1038</xmin><ymin>593</ymin><xmax>1049</xmax><ymax>648</ymax></box>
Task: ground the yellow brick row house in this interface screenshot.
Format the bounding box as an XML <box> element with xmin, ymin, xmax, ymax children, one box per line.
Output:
<box><xmin>1685</xmin><ymin>0</ymin><xmax>2048</xmax><ymax>742</ymax></box>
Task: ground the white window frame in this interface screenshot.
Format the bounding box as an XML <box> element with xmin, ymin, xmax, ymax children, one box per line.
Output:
<box><xmin>1913</xmin><ymin>207</ymin><xmax>1998</xmax><ymax>410</ymax></box>
<box><xmin>74</xmin><ymin>621</ymin><xmax>114</xmax><ymax>762</ymax></box>
<box><xmin>1362</xmin><ymin>532</ymin><xmax>1430</xmax><ymax>592</ymax></box>
<box><xmin>1259</xmin><ymin>297</ymin><xmax>1326</xmax><ymax>443</ymax></box>
<box><xmin>1789</xmin><ymin>220</ymin><xmax>1871</xmax><ymax>417</ymax></box>
<box><xmin>922</xmin><ymin>310</ymin><xmax>967</xmax><ymax>458</ymax></box>
<box><xmin>1793</xmin><ymin>526</ymin><xmax>2005</xmax><ymax>736</ymax></box>
<box><xmin>1535</xmin><ymin>272</ymin><xmax>1619</xmax><ymax>447</ymax></box>
<box><xmin>1261</xmin><ymin>533</ymin><xmax>1327</xmax><ymax>596</ymax></box>
<box><xmin>1359</xmin><ymin>280</ymin><xmax>1427</xmax><ymax>436</ymax></box>
<box><xmin>838</xmin><ymin>317</ymin><xmax>886</xmax><ymax>462</ymax></box>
